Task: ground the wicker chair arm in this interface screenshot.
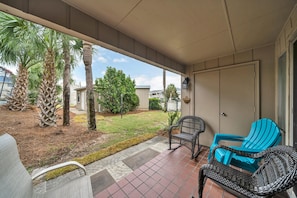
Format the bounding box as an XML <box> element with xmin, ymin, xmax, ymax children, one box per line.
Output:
<box><xmin>211</xmin><ymin>145</ymin><xmax>262</xmax><ymax>162</ymax></box>
<box><xmin>229</xmin><ymin>146</ymin><xmax>263</xmax><ymax>153</ymax></box>
<box><xmin>168</xmin><ymin>124</ymin><xmax>179</xmax><ymax>136</ymax></box>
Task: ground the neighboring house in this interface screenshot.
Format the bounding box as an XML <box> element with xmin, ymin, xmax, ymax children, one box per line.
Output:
<box><xmin>75</xmin><ymin>87</ymin><xmax>99</xmax><ymax>112</ymax></box>
<box><xmin>149</xmin><ymin>90</ymin><xmax>164</xmax><ymax>101</ymax></box>
<box><xmin>0</xmin><ymin>66</ymin><xmax>14</xmax><ymax>103</ymax></box>
<box><xmin>75</xmin><ymin>85</ymin><xmax>150</xmax><ymax>112</ymax></box>
<box><xmin>149</xmin><ymin>88</ymin><xmax>181</xmax><ymax>101</ymax></box>
<box><xmin>149</xmin><ymin>88</ymin><xmax>181</xmax><ymax>111</ymax></box>
<box><xmin>70</xmin><ymin>84</ymin><xmax>80</xmax><ymax>106</ymax></box>
<box><xmin>135</xmin><ymin>85</ymin><xmax>150</xmax><ymax>110</ymax></box>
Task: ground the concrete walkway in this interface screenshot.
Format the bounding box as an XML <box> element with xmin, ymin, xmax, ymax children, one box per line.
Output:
<box><xmin>70</xmin><ymin>107</ymin><xmax>86</xmax><ymax>115</ymax></box>
<box><xmin>33</xmin><ymin>136</ymin><xmax>168</xmax><ymax>194</ymax></box>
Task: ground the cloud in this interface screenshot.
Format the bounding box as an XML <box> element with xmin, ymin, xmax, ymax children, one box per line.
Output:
<box><xmin>72</xmin><ymin>75</ymin><xmax>86</xmax><ymax>87</ymax></box>
<box><xmin>113</xmin><ymin>57</ymin><xmax>127</xmax><ymax>63</ymax></box>
<box><xmin>97</xmin><ymin>56</ymin><xmax>108</xmax><ymax>63</ymax></box>
<box><xmin>93</xmin><ymin>47</ymin><xmax>108</xmax><ymax>63</ymax></box>
<box><xmin>166</xmin><ymin>75</ymin><xmax>181</xmax><ymax>89</ymax></box>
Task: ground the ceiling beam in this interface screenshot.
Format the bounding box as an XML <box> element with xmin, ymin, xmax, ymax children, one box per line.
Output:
<box><xmin>222</xmin><ymin>0</ymin><xmax>236</xmax><ymax>52</ymax></box>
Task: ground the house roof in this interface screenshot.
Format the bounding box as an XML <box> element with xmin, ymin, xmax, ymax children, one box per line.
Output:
<box><xmin>0</xmin><ymin>66</ymin><xmax>14</xmax><ymax>76</ymax></box>
<box><xmin>135</xmin><ymin>85</ymin><xmax>150</xmax><ymax>89</ymax></box>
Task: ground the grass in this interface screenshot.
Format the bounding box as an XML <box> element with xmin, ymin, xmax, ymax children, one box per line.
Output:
<box><xmin>45</xmin><ymin>110</ymin><xmax>168</xmax><ymax>180</ymax></box>
<box><xmin>74</xmin><ymin>111</ymin><xmax>168</xmax><ymax>148</ymax></box>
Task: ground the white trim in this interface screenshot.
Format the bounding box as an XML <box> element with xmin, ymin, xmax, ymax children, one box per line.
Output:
<box><xmin>193</xmin><ymin>61</ymin><xmax>259</xmax><ymax>74</ymax></box>
<box><xmin>288</xmin><ymin>34</ymin><xmax>297</xmax><ymax>147</ymax></box>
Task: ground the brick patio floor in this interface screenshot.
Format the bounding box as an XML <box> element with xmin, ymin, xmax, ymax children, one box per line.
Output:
<box><xmin>94</xmin><ymin>145</ymin><xmax>237</xmax><ymax>198</ymax></box>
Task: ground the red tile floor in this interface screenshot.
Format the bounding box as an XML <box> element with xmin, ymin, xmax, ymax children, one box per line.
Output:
<box><xmin>94</xmin><ymin>145</ymin><xmax>237</xmax><ymax>198</ymax></box>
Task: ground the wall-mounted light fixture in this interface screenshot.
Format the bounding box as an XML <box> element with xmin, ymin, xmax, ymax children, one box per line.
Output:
<box><xmin>182</xmin><ymin>77</ymin><xmax>190</xmax><ymax>89</ymax></box>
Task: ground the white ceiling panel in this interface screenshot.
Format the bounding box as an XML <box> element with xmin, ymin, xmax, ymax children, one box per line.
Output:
<box><xmin>61</xmin><ymin>0</ymin><xmax>297</xmax><ymax>65</ymax></box>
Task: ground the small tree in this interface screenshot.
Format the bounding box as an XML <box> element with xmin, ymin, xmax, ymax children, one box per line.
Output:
<box><xmin>94</xmin><ymin>67</ymin><xmax>139</xmax><ymax>114</ymax></box>
<box><xmin>164</xmin><ymin>84</ymin><xmax>179</xmax><ymax>112</ymax></box>
<box><xmin>165</xmin><ymin>84</ymin><xmax>179</xmax><ymax>101</ymax></box>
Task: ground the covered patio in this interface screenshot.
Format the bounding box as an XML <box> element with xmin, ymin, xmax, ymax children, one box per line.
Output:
<box><xmin>34</xmin><ymin>136</ymin><xmax>289</xmax><ymax>198</ymax></box>
<box><xmin>38</xmin><ymin>136</ymin><xmax>239</xmax><ymax>198</ymax></box>
<box><xmin>93</xmin><ymin>144</ymin><xmax>232</xmax><ymax>198</ymax></box>
<box><xmin>1</xmin><ymin>0</ymin><xmax>297</xmax><ymax>197</ymax></box>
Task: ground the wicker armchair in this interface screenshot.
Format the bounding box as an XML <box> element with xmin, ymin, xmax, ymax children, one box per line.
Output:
<box><xmin>168</xmin><ymin>116</ymin><xmax>205</xmax><ymax>159</ymax></box>
<box><xmin>199</xmin><ymin>145</ymin><xmax>297</xmax><ymax>198</ymax></box>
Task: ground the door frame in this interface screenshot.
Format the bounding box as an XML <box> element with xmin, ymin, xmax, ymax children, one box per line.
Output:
<box><xmin>193</xmin><ymin>61</ymin><xmax>259</xmax><ymax>146</ymax></box>
<box><xmin>289</xmin><ymin>34</ymin><xmax>297</xmax><ymax>147</ymax></box>
<box><xmin>289</xmin><ymin>29</ymin><xmax>297</xmax><ymax>197</ymax></box>
<box><xmin>193</xmin><ymin>60</ymin><xmax>260</xmax><ymax>120</ymax></box>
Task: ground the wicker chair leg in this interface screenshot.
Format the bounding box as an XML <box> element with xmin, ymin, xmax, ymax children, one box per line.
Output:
<box><xmin>168</xmin><ymin>136</ymin><xmax>182</xmax><ymax>151</ymax></box>
<box><xmin>198</xmin><ymin>169</ymin><xmax>206</xmax><ymax>198</ymax></box>
<box><xmin>191</xmin><ymin>139</ymin><xmax>196</xmax><ymax>159</ymax></box>
<box><xmin>192</xmin><ymin>137</ymin><xmax>202</xmax><ymax>159</ymax></box>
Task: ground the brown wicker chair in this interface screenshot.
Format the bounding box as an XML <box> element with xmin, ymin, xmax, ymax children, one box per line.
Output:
<box><xmin>199</xmin><ymin>145</ymin><xmax>297</xmax><ymax>198</ymax></box>
<box><xmin>168</xmin><ymin>115</ymin><xmax>205</xmax><ymax>159</ymax></box>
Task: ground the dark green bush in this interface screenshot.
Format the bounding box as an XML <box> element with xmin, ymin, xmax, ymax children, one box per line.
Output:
<box><xmin>149</xmin><ymin>98</ymin><xmax>162</xmax><ymax>110</ymax></box>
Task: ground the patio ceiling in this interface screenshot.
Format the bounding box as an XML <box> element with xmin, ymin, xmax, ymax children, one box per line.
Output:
<box><xmin>0</xmin><ymin>0</ymin><xmax>296</xmax><ymax>72</ymax></box>
<box><xmin>61</xmin><ymin>0</ymin><xmax>296</xmax><ymax>65</ymax></box>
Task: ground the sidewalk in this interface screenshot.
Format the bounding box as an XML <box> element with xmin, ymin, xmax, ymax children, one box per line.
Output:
<box><xmin>33</xmin><ymin>136</ymin><xmax>169</xmax><ymax>194</ymax></box>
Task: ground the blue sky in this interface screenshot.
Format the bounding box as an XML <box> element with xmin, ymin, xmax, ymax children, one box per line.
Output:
<box><xmin>3</xmin><ymin>45</ymin><xmax>181</xmax><ymax>91</ymax></box>
<box><xmin>73</xmin><ymin>46</ymin><xmax>181</xmax><ymax>91</ymax></box>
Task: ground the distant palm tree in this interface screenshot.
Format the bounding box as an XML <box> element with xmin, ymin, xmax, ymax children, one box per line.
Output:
<box><xmin>0</xmin><ymin>12</ymin><xmax>42</xmax><ymax>111</ymax></box>
<box><xmin>83</xmin><ymin>41</ymin><xmax>96</xmax><ymax>131</ymax></box>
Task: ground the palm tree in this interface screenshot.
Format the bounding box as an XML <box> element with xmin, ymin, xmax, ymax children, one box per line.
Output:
<box><xmin>61</xmin><ymin>35</ymin><xmax>82</xmax><ymax>126</ymax></box>
<box><xmin>83</xmin><ymin>41</ymin><xmax>96</xmax><ymax>131</ymax></box>
<box><xmin>37</xmin><ymin>29</ymin><xmax>60</xmax><ymax>127</ymax></box>
<box><xmin>163</xmin><ymin>69</ymin><xmax>167</xmax><ymax>112</ymax></box>
<box><xmin>62</xmin><ymin>35</ymin><xmax>71</xmax><ymax>126</ymax></box>
<box><xmin>0</xmin><ymin>12</ymin><xmax>42</xmax><ymax>111</ymax></box>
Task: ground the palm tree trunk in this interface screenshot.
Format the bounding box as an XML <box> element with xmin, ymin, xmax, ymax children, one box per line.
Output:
<box><xmin>7</xmin><ymin>64</ymin><xmax>28</xmax><ymax>111</ymax></box>
<box><xmin>163</xmin><ymin>69</ymin><xmax>167</xmax><ymax>112</ymax></box>
<box><xmin>38</xmin><ymin>50</ymin><xmax>58</xmax><ymax>127</ymax></box>
<box><xmin>63</xmin><ymin>43</ymin><xmax>70</xmax><ymax>126</ymax></box>
<box><xmin>83</xmin><ymin>41</ymin><xmax>96</xmax><ymax>131</ymax></box>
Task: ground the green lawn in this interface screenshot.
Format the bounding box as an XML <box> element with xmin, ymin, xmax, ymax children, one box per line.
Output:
<box><xmin>97</xmin><ymin>111</ymin><xmax>168</xmax><ymax>147</ymax></box>
<box><xmin>74</xmin><ymin>110</ymin><xmax>168</xmax><ymax>149</ymax></box>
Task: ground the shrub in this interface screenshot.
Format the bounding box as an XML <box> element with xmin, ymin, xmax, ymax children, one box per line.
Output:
<box><xmin>149</xmin><ymin>98</ymin><xmax>162</xmax><ymax>110</ymax></box>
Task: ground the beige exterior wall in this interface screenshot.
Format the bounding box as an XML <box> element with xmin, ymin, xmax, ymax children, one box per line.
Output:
<box><xmin>182</xmin><ymin>45</ymin><xmax>276</xmax><ymax>121</ymax></box>
<box><xmin>135</xmin><ymin>88</ymin><xmax>150</xmax><ymax>110</ymax></box>
<box><xmin>275</xmin><ymin>5</ymin><xmax>297</xmax><ymax>147</ymax></box>
<box><xmin>76</xmin><ymin>90</ymin><xmax>100</xmax><ymax>111</ymax></box>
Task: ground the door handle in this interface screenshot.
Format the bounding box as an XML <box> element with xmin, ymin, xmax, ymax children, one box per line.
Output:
<box><xmin>221</xmin><ymin>112</ymin><xmax>226</xmax><ymax>117</ymax></box>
